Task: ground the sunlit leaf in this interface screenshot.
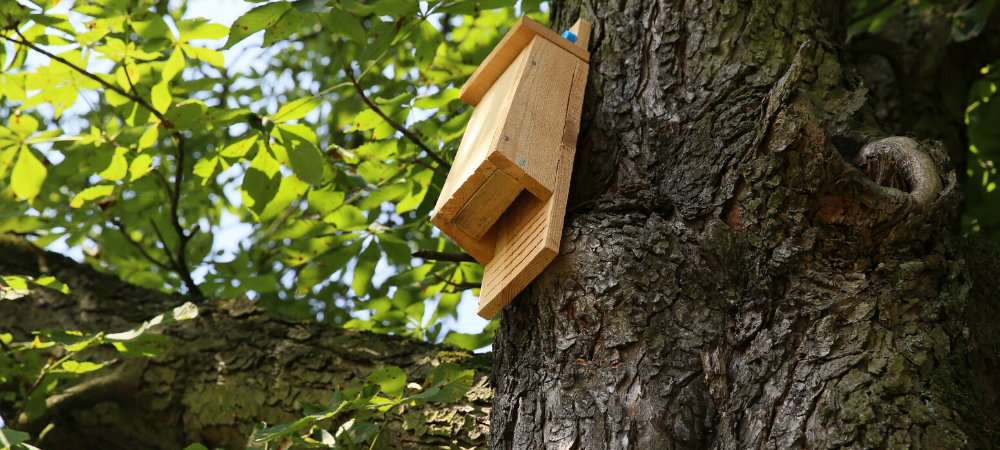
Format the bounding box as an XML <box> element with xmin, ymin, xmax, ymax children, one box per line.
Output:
<box><xmin>11</xmin><ymin>146</ymin><xmax>46</xmax><ymax>200</ymax></box>
<box><xmin>225</xmin><ymin>1</ymin><xmax>292</xmax><ymax>50</ymax></box>
<box><xmin>70</xmin><ymin>185</ymin><xmax>114</xmax><ymax>208</ymax></box>
<box><xmin>366</xmin><ymin>366</ymin><xmax>406</xmax><ymax>400</ymax></box>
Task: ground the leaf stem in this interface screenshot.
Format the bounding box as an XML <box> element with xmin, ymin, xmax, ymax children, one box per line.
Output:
<box><xmin>4</xmin><ymin>31</ymin><xmax>175</xmax><ymax>130</ymax></box>
<box><xmin>108</xmin><ymin>217</ymin><xmax>173</xmax><ymax>271</ymax></box>
<box><xmin>343</xmin><ymin>67</ymin><xmax>452</xmax><ymax>170</ymax></box>
<box><xmin>411</xmin><ymin>250</ymin><xmax>478</xmax><ymax>263</ymax></box>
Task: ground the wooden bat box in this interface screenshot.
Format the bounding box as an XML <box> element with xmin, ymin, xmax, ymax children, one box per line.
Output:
<box><xmin>431</xmin><ymin>16</ymin><xmax>591</xmax><ymax>319</ymax></box>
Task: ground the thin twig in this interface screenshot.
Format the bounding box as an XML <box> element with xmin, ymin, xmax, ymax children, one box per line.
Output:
<box><xmin>108</xmin><ymin>218</ymin><xmax>172</xmax><ymax>271</ymax></box>
<box><xmin>3</xmin><ymin>32</ymin><xmax>174</xmax><ymax>129</ymax></box>
<box><xmin>412</xmin><ymin>250</ymin><xmax>478</xmax><ymax>263</ymax></box>
<box><xmin>14</xmin><ymin>360</ymin><xmax>50</xmax><ymax>424</ymax></box>
<box><xmin>149</xmin><ymin>220</ymin><xmax>181</xmax><ymax>273</ymax></box>
<box><xmin>7</xmin><ymin>30</ymin><xmax>204</xmax><ymax>297</ymax></box>
<box><xmin>341</xmin><ymin>61</ymin><xmax>452</xmax><ymax>170</ymax></box>
<box><xmin>432</xmin><ymin>273</ymin><xmax>482</xmax><ymax>292</ymax></box>
<box><xmin>150</xmin><ymin>168</ymin><xmax>175</xmax><ymax>197</ymax></box>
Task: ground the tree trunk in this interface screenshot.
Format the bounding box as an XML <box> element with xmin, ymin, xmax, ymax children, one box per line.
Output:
<box><xmin>0</xmin><ymin>236</ymin><xmax>492</xmax><ymax>450</ymax></box>
<box><xmin>491</xmin><ymin>1</ymin><xmax>1000</xmax><ymax>449</ymax></box>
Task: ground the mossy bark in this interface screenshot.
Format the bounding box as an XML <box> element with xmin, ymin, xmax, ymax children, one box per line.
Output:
<box><xmin>490</xmin><ymin>0</ymin><xmax>1000</xmax><ymax>448</ymax></box>
<box><xmin>0</xmin><ymin>237</ymin><xmax>492</xmax><ymax>450</ymax></box>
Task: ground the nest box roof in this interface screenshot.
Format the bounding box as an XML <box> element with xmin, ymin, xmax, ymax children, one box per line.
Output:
<box><xmin>458</xmin><ymin>16</ymin><xmax>591</xmax><ymax>107</ymax></box>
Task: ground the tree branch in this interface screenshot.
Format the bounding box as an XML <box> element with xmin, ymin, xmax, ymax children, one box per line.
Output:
<box><xmin>432</xmin><ymin>273</ymin><xmax>482</xmax><ymax>292</ymax></box>
<box><xmin>412</xmin><ymin>250</ymin><xmax>479</xmax><ymax>263</ymax></box>
<box><xmin>166</xmin><ymin>134</ymin><xmax>200</xmax><ymax>297</ymax></box>
<box><xmin>4</xmin><ymin>32</ymin><xmax>174</xmax><ymax>130</ymax></box>
<box><xmin>343</xmin><ymin>65</ymin><xmax>452</xmax><ymax>170</ymax></box>
<box><xmin>5</xmin><ymin>31</ymin><xmax>202</xmax><ymax>297</ymax></box>
<box><xmin>108</xmin><ymin>218</ymin><xmax>172</xmax><ymax>271</ymax></box>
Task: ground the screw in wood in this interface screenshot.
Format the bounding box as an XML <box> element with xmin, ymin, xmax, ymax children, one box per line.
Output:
<box><xmin>505</xmin><ymin>136</ymin><xmax>510</xmax><ymax>141</ymax></box>
<box><xmin>518</xmin><ymin>158</ymin><xmax>526</xmax><ymax>166</ymax></box>
<box><xmin>532</xmin><ymin>61</ymin><xmax>536</xmax><ymax>66</ymax></box>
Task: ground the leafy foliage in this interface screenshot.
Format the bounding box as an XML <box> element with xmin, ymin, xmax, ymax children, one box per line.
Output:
<box><xmin>250</xmin><ymin>362</ymin><xmax>475</xmax><ymax>449</ymax></box>
<box><xmin>0</xmin><ymin>0</ymin><xmax>547</xmax><ymax>345</ymax></box>
<box><xmin>964</xmin><ymin>59</ymin><xmax>1000</xmax><ymax>239</ymax></box>
<box><xmin>0</xmin><ymin>0</ymin><xmax>535</xmax><ymax>443</ymax></box>
<box><xmin>0</xmin><ymin>302</ymin><xmax>199</xmax><ymax>445</ymax></box>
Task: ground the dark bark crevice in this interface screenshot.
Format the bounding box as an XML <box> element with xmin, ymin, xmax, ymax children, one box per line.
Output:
<box><xmin>493</xmin><ymin>0</ymin><xmax>1000</xmax><ymax>449</ymax></box>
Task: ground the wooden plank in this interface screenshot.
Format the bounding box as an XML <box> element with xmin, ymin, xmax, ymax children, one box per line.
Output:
<box><xmin>460</xmin><ymin>16</ymin><xmax>590</xmax><ymax>106</ymax></box>
<box><xmin>569</xmin><ymin>18</ymin><xmax>592</xmax><ymax>51</ymax></box>
<box><xmin>432</xmin><ymin>48</ymin><xmax>529</xmax><ymax>223</ymax></box>
<box><xmin>477</xmin><ymin>56</ymin><xmax>589</xmax><ymax>319</ymax></box>
<box><xmin>452</xmin><ymin>169</ymin><xmax>524</xmax><ymax>240</ymax></box>
<box><xmin>430</xmin><ymin>215</ymin><xmax>498</xmax><ymax>265</ymax></box>
<box><xmin>488</xmin><ymin>36</ymin><xmax>578</xmax><ymax>203</ymax></box>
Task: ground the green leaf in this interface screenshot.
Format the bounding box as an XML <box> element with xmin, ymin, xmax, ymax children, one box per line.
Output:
<box><xmin>180</xmin><ymin>44</ymin><xmax>224</xmax><ymax>68</ymax></box>
<box><xmin>264</xmin><ymin>8</ymin><xmax>305</xmax><ymax>46</ymax></box>
<box><xmin>98</xmin><ymin>147</ymin><xmax>129</xmax><ymax>180</ymax></box>
<box><xmin>357</xmin><ymin>183</ymin><xmax>407</xmax><ymax>210</ymax></box>
<box><xmin>176</xmin><ymin>20</ymin><xmax>230</xmax><ymax>42</ymax></box>
<box><xmin>137</xmin><ymin>124</ymin><xmax>159</xmax><ymax>152</ymax></box>
<box><xmin>11</xmin><ymin>146</ymin><xmax>46</xmax><ymax>200</ymax></box>
<box><xmin>111</xmin><ymin>334</ymin><xmax>168</xmax><ymax>357</ymax></box>
<box><xmin>259</xmin><ymin>174</ymin><xmax>309</xmax><ymax>222</ymax></box>
<box><xmin>220</xmin><ymin>135</ymin><xmax>258</xmax><ymax>158</ymax></box>
<box><xmin>9</xmin><ymin>114</ymin><xmax>38</xmax><ymax>138</ymax></box>
<box><xmin>70</xmin><ymin>185</ymin><xmax>114</xmax><ymax>208</ymax></box>
<box><xmin>414</xmin><ymin>88</ymin><xmax>461</xmax><ymax>110</ymax></box>
<box><xmin>105</xmin><ymin>301</ymin><xmax>199</xmax><ymax>354</ymax></box>
<box><xmin>59</xmin><ymin>360</ymin><xmax>105</xmax><ymax>374</ymax></box>
<box><xmin>376</xmin><ymin>234</ymin><xmax>411</xmax><ymax>266</ymax></box>
<box><xmin>319</xmin><ymin>8</ymin><xmax>367</xmax><ymax>43</ymax></box>
<box><xmin>373</xmin><ymin>0</ymin><xmax>419</xmax><ymax>16</ymax></box>
<box><xmin>276</xmin><ymin>126</ymin><xmax>324</xmax><ymax>185</ymax></box>
<box><xmin>32</xmin><ymin>275</ymin><xmax>71</xmax><ymax>294</ymax></box>
<box><xmin>193</xmin><ymin>156</ymin><xmax>219</xmax><ymax>185</ymax></box>
<box><xmin>0</xmin><ymin>427</ymin><xmax>31</xmax><ymax>448</ymax></box>
<box><xmin>242</xmin><ymin>145</ymin><xmax>282</xmax><ymax>218</ymax></box>
<box><xmin>350</xmin><ymin>108</ymin><xmax>385</xmax><ymax>132</ymax></box>
<box><xmin>366</xmin><ymin>366</ymin><xmax>406</xmax><ymax>400</ymax></box>
<box><xmin>225</xmin><ymin>1</ymin><xmax>293</xmax><ymax>49</ymax></box>
<box><xmin>151</xmin><ymin>81</ymin><xmax>171</xmax><ymax>113</ymax></box>
<box><xmin>404</xmin><ymin>363</ymin><xmax>475</xmax><ymax>403</ymax></box>
<box><xmin>296</xmin><ymin>240</ymin><xmax>362</xmax><ymax>294</ymax></box>
<box><xmin>325</xmin><ymin>204</ymin><xmax>368</xmax><ymax>230</ymax></box>
<box><xmin>132</xmin><ymin>17</ymin><xmax>170</xmax><ymax>40</ymax></box>
<box><xmin>181</xmin><ymin>444</ymin><xmax>210</xmax><ymax>450</ymax></box>
<box><xmin>336</xmin><ymin>420</ymin><xmax>381</xmax><ymax>445</ymax></box>
<box><xmin>293</xmin><ymin>0</ymin><xmax>329</xmax><ymax>12</ymax></box>
<box><xmin>162</xmin><ymin>49</ymin><xmax>185</xmax><ymax>82</ymax></box>
<box><xmin>306</xmin><ymin>190</ymin><xmax>344</xmax><ymax>215</ymax></box>
<box><xmin>352</xmin><ymin>241</ymin><xmax>381</xmax><ymax>297</ymax></box>
<box><xmin>442</xmin><ymin>331</ymin><xmax>493</xmax><ymax>351</ymax></box>
<box><xmin>414</xmin><ymin>20</ymin><xmax>443</xmax><ymax>68</ymax></box>
<box><xmin>273</xmin><ymin>97</ymin><xmax>322</xmax><ymax>123</ymax></box>
<box><xmin>129</xmin><ymin>153</ymin><xmax>153</xmax><ymax>181</ymax></box>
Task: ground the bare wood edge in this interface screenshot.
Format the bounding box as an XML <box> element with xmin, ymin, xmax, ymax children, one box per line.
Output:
<box><xmin>434</xmin><ymin>44</ymin><xmax>531</xmax><ymax>223</ymax></box>
<box><xmin>429</xmin><ymin>215</ymin><xmax>498</xmax><ymax>264</ymax></box>
<box><xmin>460</xmin><ymin>16</ymin><xmax>591</xmax><ymax>106</ymax></box>
<box><xmin>452</xmin><ymin>169</ymin><xmax>524</xmax><ymax>239</ymax></box>
<box><xmin>569</xmin><ymin>19</ymin><xmax>592</xmax><ymax>51</ymax></box>
<box><xmin>476</xmin><ymin>58</ymin><xmax>588</xmax><ymax>319</ymax></box>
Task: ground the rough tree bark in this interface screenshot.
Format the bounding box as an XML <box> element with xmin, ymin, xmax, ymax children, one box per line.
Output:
<box><xmin>491</xmin><ymin>0</ymin><xmax>1000</xmax><ymax>449</ymax></box>
<box><xmin>0</xmin><ymin>236</ymin><xmax>492</xmax><ymax>450</ymax></box>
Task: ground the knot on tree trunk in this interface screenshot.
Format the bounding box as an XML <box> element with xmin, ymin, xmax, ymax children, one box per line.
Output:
<box><xmin>853</xmin><ymin>136</ymin><xmax>943</xmax><ymax>204</ymax></box>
